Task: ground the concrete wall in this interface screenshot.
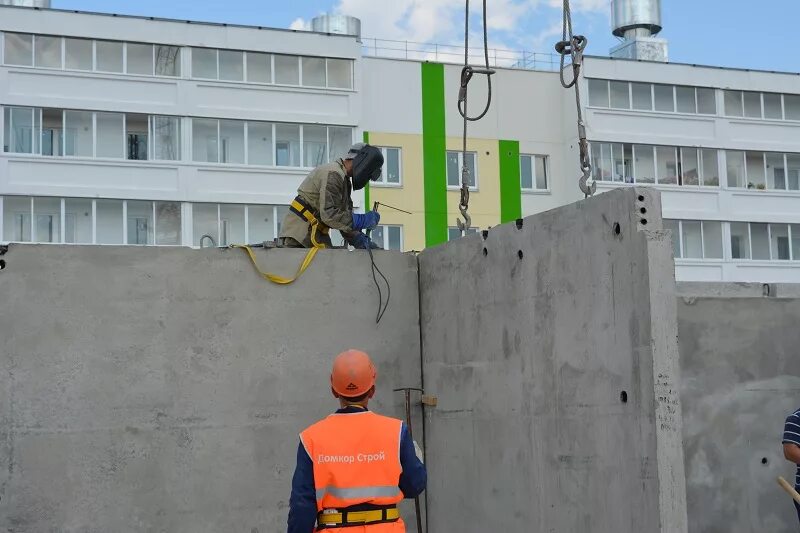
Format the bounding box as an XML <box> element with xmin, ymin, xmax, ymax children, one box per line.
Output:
<box><xmin>0</xmin><ymin>245</ymin><xmax>422</xmax><ymax>532</ymax></box>
<box><xmin>677</xmin><ymin>284</ymin><xmax>800</xmax><ymax>533</ymax></box>
<box><xmin>418</xmin><ymin>187</ymin><xmax>688</xmax><ymax>532</ymax></box>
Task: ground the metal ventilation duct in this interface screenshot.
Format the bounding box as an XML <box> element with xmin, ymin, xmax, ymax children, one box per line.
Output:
<box><xmin>310</xmin><ymin>14</ymin><xmax>361</xmax><ymax>39</ymax></box>
<box><xmin>0</xmin><ymin>0</ymin><xmax>51</xmax><ymax>6</ymax></box>
<box><xmin>611</xmin><ymin>0</ymin><xmax>662</xmax><ymax>38</ymax></box>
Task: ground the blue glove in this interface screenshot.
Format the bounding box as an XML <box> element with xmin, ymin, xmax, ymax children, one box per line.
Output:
<box><xmin>350</xmin><ymin>232</ymin><xmax>382</xmax><ymax>250</ymax></box>
<box><xmin>352</xmin><ymin>210</ymin><xmax>381</xmax><ymax>231</ymax></box>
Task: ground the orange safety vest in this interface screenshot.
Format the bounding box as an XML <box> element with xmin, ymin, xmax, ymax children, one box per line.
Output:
<box><xmin>300</xmin><ymin>410</ymin><xmax>405</xmax><ymax>532</ymax></box>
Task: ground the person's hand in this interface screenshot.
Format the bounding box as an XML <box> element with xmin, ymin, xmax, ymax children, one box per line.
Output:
<box><xmin>349</xmin><ymin>232</ymin><xmax>382</xmax><ymax>250</ymax></box>
<box><xmin>352</xmin><ymin>210</ymin><xmax>381</xmax><ymax>231</ymax></box>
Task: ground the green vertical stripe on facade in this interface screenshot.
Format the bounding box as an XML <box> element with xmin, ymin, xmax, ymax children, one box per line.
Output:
<box><xmin>362</xmin><ymin>131</ymin><xmax>370</xmax><ymax>211</ymax></box>
<box><xmin>421</xmin><ymin>62</ymin><xmax>448</xmax><ymax>247</ymax></box>
<box><xmin>498</xmin><ymin>140</ymin><xmax>522</xmax><ymax>223</ymax></box>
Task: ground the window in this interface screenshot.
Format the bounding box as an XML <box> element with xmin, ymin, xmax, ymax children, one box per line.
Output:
<box><xmin>34</xmin><ymin>35</ymin><xmax>62</xmax><ymax>69</ymax></box>
<box><xmin>724</xmin><ymin>90</ymin><xmax>743</xmax><ymax>117</ymax></box>
<box><xmin>653</xmin><ymin>84</ymin><xmax>674</xmax><ymax>112</ymax></box>
<box><xmin>3</xmin><ymin>196</ymin><xmax>32</xmax><ymax>242</ymax></box>
<box><xmin>697</xmin><ymin>88</ymin><xmax>716</xmax><ymax>115</ymax></box>
<box><xmin>126</xmin><ymin>43</ymin><xmax>154</xmax><ymax>75</ymax></box>
<box><xmin>328</xmin><ymin>127</ymin><xmax>353</xmax><ymax>162</ymax></box>
<box><xmin>785</xmin><ymin>95</ymin><xmax>800</xmax><ymax>120</ymax></box>
<box><xmin>127</xmin><ymin>200</ymin><xmax>154</xmax><ymax>245</ymax></box>
<box><xmin>247</xmin><ymin>205</ymin><xmax>275</xmax><ymax>243</ymax></box>
<box><xmin>327</xmin><ymin>58</ymin><xmax>352</xmax><ymax>89</ymax></box>
<box><xmin>4</xmin><ymin>107</ymin><xmax>37</xmax><ymax>154</ymax></box>
<box><xmin>192</xmin><ymin>48</ymin><xmax>218</xmax><ymax>79</ymax></box>
<box><xmin>219</xmin><ymin>204</ymin><xmax>246</xmax><ymax>246</ymax></box>
<box><xmin>588</xmin><ymin>79</ymin><xmax>609</xmax><ymax>107</ymax></box>
<box><xmin>375</xmin><ymin>147</ymin><xmax>401</xmax><ymax>185</ymax></box>
<box><xmin>591</xmin><ymin>143</ymin><xmax>629</xmax><ymax>183</ymax></box>
<box><xmin>745</xmin><ymin>152</ymin><xmax>766</xmax><ymax>189</ymax></box>
<box><xmin>150</xmin><ymin>116</ymin><xmax>181</xmax><ymax>161</ymax></box>
<box><xmin>633</xmin><ymin>145</ymin><xmax>655</xmax><ymax>184</ymax></box>
<box><xmin>520</xmin><ymin>154</ymin><xmax>548</xmax><ymax>190</ymax></box>
<box><xmin>155</xmin><ymin>45</ymin><xmax>180</xmax><ymax>77</ymax></box>
<box><xmin>701</xmin><ymin>149</ymin><xmax>719</xmax><ymax>186</ymax></box>
<box><xmin>372</xmin><ymin>225</ymin><xmax>402</xmax><ymax>251</ymax></box>
<box><xmin>247</xmin><ymin>121</ymin><xmax>274</xmax><ymax>166</ymax></box>
<box><xmin>448</xmin><ymin>227</ymin><xmax>479</xmax><ymax>241</ymax></box>
<box><xmin>246</xmin><ymin>52</ymin><xmax>272</xmax><ymax>83</ymax></box>
<box><xmin>155</xmin><ymin>201</ymin><xmax>181</xmax><ymax>245</ymax></box>
<box><xmin>275</xmin><ymin>54</ymin><xmax>300</xmax><ymax>85</ymax></box>
<box><xmin>96</xmin><ymin>199</ymin><xmax>124</xmax><ymax>244</ymax></box>
<box><xmin>65</xmin><ymin>38</ymin><xmax>93</xmax><ymax>71</ymax></box>
<box><xmin>96</xmin><ymin>112</ymin><xmax>124</xmax><ymax>159</ymax></box>
<box><xmin>302</xmin><ymin>57</ymin><xmax>326</xmax><ymax>87</ymax></box>
<box><xmin>667</xmin><ymin>220</ymin><xmax>723</xmax><ymax>259</ymax></box>
<box><xmin>730</xmin><ymin>223</ymin><xmax>751</xmax><ymax>260</ymax></box>
<box><xmin>750</xmin><ymin>223</ymin><xmax>770</xmax><ymax>260</ymax></box>
<box><xmin>41</xmin><ymin>108</ymin><xmax>63</xmax><ymax>157</ymax></box>
<box><xmin>743</xmin><ymin>92</ymin><xmax>762</xmax><ymax>118</ymax></box>
<box><xmin>4</xmin><ymin>33</ymin><xmax>33</xmax><ymax>66</ymax></box>
<box><xmin>96</xmin><ymin>40</ymin><xmax>123</xmax><ymax>73</ymax></box>
<box><xmin>192</xmin><ymin>119</ymin><xmax>219</xmax><ymax>163</ymax></box>
<box><xmin>193</xmin><ymin>204</ymin><xmax>219</xmax><ymax>247</ymax></box>
<box><xmin>676</xmin><ymin>86</ymin><xmax>696</xmax><ymax>114</ymax></box>
<box><xmin>631</xmin><ymin>83</ymin><xmax>652</xmax><ymax>110</ymax></box>
<box><xmin>220</xmin><ymin>120</ymin><xmax>245</xmax><ymax>164</ymax></box>
<box><xmin>303</xmin><ymin>125</ymin><xmax>328</xmax><ymax>167</ymax></box>
<box><xmin>446</xmin><ymin>151</ymin><xmax>477</xmax><ymax>188</ymax></box>
<box><xmin>788</xmin><ymin>155</ymin><xmax>800</xmax><ymax>191</ymax></box>
<box><xmin>770</xmin><ymin>224</ymin><xmax>791</xmax><ymax>260</ymax></box>
<box><xmin>680</xmin><ymin>148</ymin><xmax>699</xmax><ymax>186</ymax></box>
<box><xmin>726</xmin><ymin>151</ymin><xmax>745</xmax><ymax>188</ymax></box>
<box><xmin>766</xmin><ymin>153</ymin><xmax>786</xmax><ymax>190</ymax></box>
<box><xmin>33</xmin><ymin>197</ymin><xmax>61</xmax><ymax>243</ymax></box>
<box><xmin>793</xmin><ymin>224</ymin><xmax>800</xmax><ymax>261</ymax></box>
<box><xmin>610</xmin><ymin>81</ymin><xmax>630</xmax><ymax>109</ymax></box>
<box><xmin>219</xmin><ymin>50</ymin><xmax>244</xmax><ymax>81</ymax></box>
<box><xmin>275</xmin><ymin>124</ymin><xmax>300</xmax><ymax>166</ymax></box>
<box><xmin>126</xmin><ymin>114</ymin><xmax>149</xmax><ymax>161</ymax></box>
<box><xmin>764</xmin><ymin>93</ymin><xmax>783</xmax><ymax>120</ymax></box>
<box><xmin>656</xmin><ymin>146</ymin><xmax>678</xmax><ymax>184</ymax></box>
<box><xmin>64</xmin><ymin>198</ymin><xmax>93</xmax><ymax>244</ymax></box>
<box><xmin>64</xmin><ymin>111</ymin><xmax>93</xmax><ymax>157</ymax></box>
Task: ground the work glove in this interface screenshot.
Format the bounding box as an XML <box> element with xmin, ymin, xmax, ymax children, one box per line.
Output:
<box><xmin>349</xmin><ymin>232</ymin><xmax>382</xmax><ymax>250</ymax></box>
<box><xmin>352</xmin><ymin>210</ymin><xmax>381</xmax><ymax>231</ymax></box>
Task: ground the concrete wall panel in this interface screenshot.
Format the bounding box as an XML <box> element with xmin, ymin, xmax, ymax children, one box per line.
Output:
<box><xmin>677</xmin><ymin>290</ymin><xmax>800</xmax><ymax>533</ymax></box>
<box><xmin>0</xmin><ymin>245</ymin><xmax>422</xmax><ymax>532</ymax></box>
<box><xmin>418</xmin><ymin>187</ymin><xmax>687</xmax><ymax>532</ymax></box>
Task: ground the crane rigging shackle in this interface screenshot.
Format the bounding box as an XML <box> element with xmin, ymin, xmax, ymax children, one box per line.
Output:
<box><xmin>555</xmin><ymin>0</ymin><xmax>596</xmax><ymax>198</ymax></box>
<box><xmin>456</xmin><ymin>0</ymin><xmax>494</xmax><ymax>234</ymax></box>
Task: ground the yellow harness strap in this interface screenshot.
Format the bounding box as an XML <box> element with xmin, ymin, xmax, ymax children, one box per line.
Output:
<box><xmin>232</xmin><ymin>245</ymin><xmax>319</xmax><ymax>285</ymax></box>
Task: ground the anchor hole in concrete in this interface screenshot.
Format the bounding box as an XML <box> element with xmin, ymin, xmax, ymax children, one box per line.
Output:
<box><xmin>483</xmin><ymin>248</ymin><xmax>488</xmax><ymax>257</ymax></box>
<box><xmin>640</xmin><ymin>219</ymin><xmax>648</xmax><ymax>226</ymax></box>
<box><xmin>518</xmin><ymin>250</ymin><xmax>523</xmax><ymax>260</ymax></box>
<box><xmin>613</xmin><ymin>223</ymin><xmax>621</xmax><ymax>235</ymax></box>
<box><xmin>482</xmin><ymin>230</ymin><xmax>489</xmax><ymax>240</ymax></box>
<box><xmin>516</xmin><ymin>219</ymin><xmax>524</xmax><ymax>230</ymax></box>
<box><xmin>640</xmin><ymin>207</ymin><xmax>647</xmax><ymax>214</ymax></box>
<box><xmin>638</xmin><ymin>195</ymin><xmax>645</xmax><ymax>201</ymax></box>
<box><xmin>761</xmin><ymin>457</ymin><xmax>769</xmax><ymax>465</ymax></box>
<box><xmin>620</xmin><ymin>391</ymin><xmax>628</xmax><ymax>403</ymax></box>
<box><xmin>0</xmin><ymin>259</ymin><xmax>5</xmax><ymax>271</ymax></box>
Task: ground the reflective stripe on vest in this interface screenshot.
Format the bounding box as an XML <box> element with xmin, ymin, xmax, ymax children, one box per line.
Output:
<box><xmin>300</xmin><ymin>411</ymin><xmax>404</xmax><ymax>511</ymax></box>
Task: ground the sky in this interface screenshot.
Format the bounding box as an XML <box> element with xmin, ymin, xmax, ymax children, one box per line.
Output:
<box><xmin>51</xmin><ymin>0</ymin><xmax>800</xmax><ymax>73</ymax></box>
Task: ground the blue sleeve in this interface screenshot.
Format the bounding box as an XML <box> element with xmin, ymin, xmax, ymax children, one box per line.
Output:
<box><xmin>287</xmin><ymin>441</ymin><xmax>317</xmax><ymax>533</ymax></box>
<box><xmin>784</xmin><ymin>413</ymin><xmax>800</xmax><ymax>446</ymax></box>
<box><xmin>398</xmin><ymin>423</ymin><xmax>427</xmax><ymax>499</ymax></box>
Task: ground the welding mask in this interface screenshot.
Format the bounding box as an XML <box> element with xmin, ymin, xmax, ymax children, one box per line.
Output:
<box><xmin>346</xmin><ymin>143</ymin><xmax>384</xmax><ymax>191</ymax></box>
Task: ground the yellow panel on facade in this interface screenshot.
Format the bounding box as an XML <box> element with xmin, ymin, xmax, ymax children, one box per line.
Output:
<box><xmin>367</xmin><ymin>132</ymin><xmax>426</xmax><ymax>252</ymax></box>
<box><xmin>445</xmin><ymin>137</ymin><xmax>501</xmax><ymax>235</ymax></box>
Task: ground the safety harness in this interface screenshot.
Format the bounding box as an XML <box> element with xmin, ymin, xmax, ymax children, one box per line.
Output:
<box><xmin>317</xmin><ymin>503</ymin><xmax>400</xmax><ymax>529</ymax></box>
<box><xmin>231</xmin><ymin>195</ymin><xmax>327</xmax><ymax>285</ymax></box>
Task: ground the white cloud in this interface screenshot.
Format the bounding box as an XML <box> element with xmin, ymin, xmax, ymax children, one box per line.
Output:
<box><xmin>548</xmin><ymin>0</ymin><xmax>608</xmax><ymax>13</ymax></box>
<box><xmin>289</xmin><ymin>17</ymin><xmax>308</xmax><ymax>30</ymax></box>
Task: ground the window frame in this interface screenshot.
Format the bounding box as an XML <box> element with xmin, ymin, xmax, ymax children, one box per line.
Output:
<box><xmin>520</xmin><ymin>154</ymin><xmax>549</xmax><ymax>192</ymax></box>
<box><xmin>446</xmin><ymin>150</ymin><xmax>479</xmax><ymax>190</ymax></box>
<box><xmin>448</xmin><ymin>226</ymin><xmax>479</xmax><ymax>241</ymax></box>
<box><xmin>373</xmin><ymin>146</ymin><xmax>403</xmax><ymax>187</ymax></box>
<box><xmin>371</xmin><ymin>224</ymin><xmax>404</xmax><ymax>251</ymax></box>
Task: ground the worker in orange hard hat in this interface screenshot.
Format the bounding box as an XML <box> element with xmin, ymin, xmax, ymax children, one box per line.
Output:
<box><xmin>287</xmin><ymin>350</ymin><xmax>427</xmax><ymax>532</ymax></box>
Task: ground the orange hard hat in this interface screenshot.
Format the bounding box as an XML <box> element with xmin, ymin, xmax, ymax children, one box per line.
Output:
<box><xmin>331</xmin><ymin>349</ymin><xmax>377</xmax><ymax>398</ymax></box>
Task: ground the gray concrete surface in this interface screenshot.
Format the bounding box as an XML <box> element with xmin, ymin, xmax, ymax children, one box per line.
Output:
<box><xmin>0</xmin><ymin>245</ymin><xmax>422</xmax><ymax>532</ymax></box>
<box><xmin>418</xmin><ymin>187</ymin><xmax>688</xmax><ymax>532</ymax></box>
<box><xmin>678</xmin><ymin>289</ymin><xmax>800</xmax><ymax>533</ymax></box>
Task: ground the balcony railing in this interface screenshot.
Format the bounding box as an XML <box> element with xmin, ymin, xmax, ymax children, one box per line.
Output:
<box><xmin>361</xmin><ymin>37</ymin><xmax>563</xmax><ymax>72</ymax></box>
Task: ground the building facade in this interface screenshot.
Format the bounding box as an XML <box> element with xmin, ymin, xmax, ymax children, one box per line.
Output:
<box><xmin>3</xmin><ymin>5</ymin><xmax>800</xmax><ymax>282</ymax></box>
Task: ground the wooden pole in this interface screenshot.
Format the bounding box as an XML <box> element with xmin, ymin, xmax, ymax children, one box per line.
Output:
<box><xmin>778</xmin><ymin>476</ymin><xmax>800</xmax><ymax>505</ymax></box>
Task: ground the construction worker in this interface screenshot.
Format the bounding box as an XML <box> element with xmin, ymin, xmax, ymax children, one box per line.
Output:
<box><xmin>280</xmin><ymin>143</ymin><xmax>383</xmax><ymax>250</ymax></box>
<box><xmin>287</xmin><ymin>350</ymin><xmax>427</xmax><ymax>532</ymax></box>
<box><xmin>783</xmin><ymin>406</ymin><xmax>800</xmax><ymax>525</ymax></box>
